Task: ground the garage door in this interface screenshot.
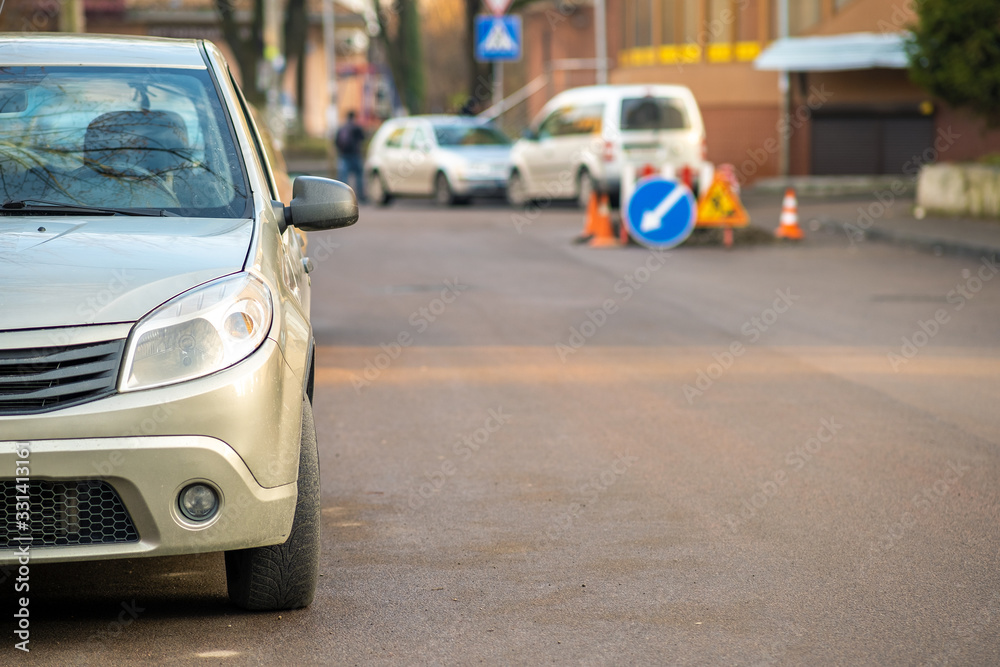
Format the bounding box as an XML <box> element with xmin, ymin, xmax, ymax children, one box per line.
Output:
<box><xmin>811</xmin><ymin>115</ymin><xmax>934</xmax><ymax>175</ymax></box>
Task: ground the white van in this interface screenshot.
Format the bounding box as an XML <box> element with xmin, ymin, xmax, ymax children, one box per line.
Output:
<box><xmin>507</xmin><ymin>84</ymin><xmax>707</xmax><ymax>208</ymax></box>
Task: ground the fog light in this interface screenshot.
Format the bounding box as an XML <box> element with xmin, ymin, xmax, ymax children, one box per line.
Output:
<box><xmin>178</xmin><ymin>483</ymin><xmax>219</xmax><ymax>522</ymax></box>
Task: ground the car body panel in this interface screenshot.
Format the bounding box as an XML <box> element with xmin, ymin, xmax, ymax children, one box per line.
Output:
<box><xmin>0</xmin><ymin>435</ymin><xmax>296</xmax><ymax>563</ymax></box>
<box><xmin>0</xmin><ymin>217</ymin><xmax>252</xmax><ymax>330</ymax></box>
<box><xmin>0</xmin><ymin>33</ymin><xmax>208</xmax><ymax>68</ymax></box>
<box><xmin>509</xmin><ymin>84</ymin><xmax>707</xmax><ymax>202</ymax></box>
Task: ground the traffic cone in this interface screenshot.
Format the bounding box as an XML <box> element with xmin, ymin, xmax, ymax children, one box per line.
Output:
<box><xmin>775</xmin><ymin>188</ymin><xmax>804</xmax><ymax>240</ymax></box>
<box><xmin>575</xmin><ymin>191</ymin><xmax>599</xmax><ymax>243</ymax></box>
<box><xmin>589</xmin><ymin>194</ymin><xmax>621</xmax><ymax>248</ymax></box>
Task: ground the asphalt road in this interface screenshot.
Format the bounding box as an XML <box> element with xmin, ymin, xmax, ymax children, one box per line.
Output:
<box><xmin>9</xmin><ymin>195</ymin><xmax>1000</xmax><ymax>665</ymax></box>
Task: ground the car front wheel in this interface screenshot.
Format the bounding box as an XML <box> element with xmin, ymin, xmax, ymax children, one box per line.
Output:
<box><xmin>576</xmin><ymin>169</ymin><xmax>597</xmax><ymax>210</ymax></box>
<box><xmin>225</xmin><ymin>397</ymin><xmax>321</xmax><ymax>610</ymax></box>
<box><xmin>434</xmin><ymin>172</ymin><xmax>459</xmax><ymax>207</ymax></box>
<box><xmin>369</xmin><ymin>171</ymin><xmax>392</xmax><ymax>206</ymax></box>
<box><xmin>507</xmin><ymin>170</ymin><xmax>530</xmax><ymax>207</ymax></box>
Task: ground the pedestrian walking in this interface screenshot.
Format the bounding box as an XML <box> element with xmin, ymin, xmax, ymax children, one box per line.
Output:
<box><xmin>335</xmin><ymin>110</ymin><xmax>366</xmax><ymax>203</ymax></box>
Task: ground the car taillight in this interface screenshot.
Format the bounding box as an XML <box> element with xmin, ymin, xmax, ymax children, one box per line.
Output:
<box><xmin>603</xmin><ymin>140</ymin><xmax>615</xmax><ymax>163</ymax></box>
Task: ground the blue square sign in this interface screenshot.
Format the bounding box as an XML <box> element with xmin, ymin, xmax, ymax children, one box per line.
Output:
<box><xmin>475</xmin><ymin>15</ymin><xmax>522</xmax><ymax>62</ymax></box>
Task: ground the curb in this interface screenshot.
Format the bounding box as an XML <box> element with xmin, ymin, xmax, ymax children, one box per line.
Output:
<box><xmin>815</xmin><ymin>217</ymin><xmax>1000</xmax><ymax>261</ymax></box>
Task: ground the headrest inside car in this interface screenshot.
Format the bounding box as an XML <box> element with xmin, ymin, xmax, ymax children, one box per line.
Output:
<box><xmin>85</xmin><ymin>110</ymin><xmax>189</xmax><ymax>177</ymax></box>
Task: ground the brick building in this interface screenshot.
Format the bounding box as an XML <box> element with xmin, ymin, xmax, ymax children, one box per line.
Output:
<box><xmin>511</xmin><ymin>0</ymin><xmax>1000</xmax><ymax>181</ymax></box>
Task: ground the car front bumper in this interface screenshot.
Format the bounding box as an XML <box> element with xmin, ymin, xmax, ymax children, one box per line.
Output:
<box><xmin>453</xmin><ymin>177</ymin><xmax>507</xmax><ymax>197</ymax></box>
<box><xmin>0</xmin><ymin>435</ymin><xmax>296</xmax><ymax>565</ymax></box>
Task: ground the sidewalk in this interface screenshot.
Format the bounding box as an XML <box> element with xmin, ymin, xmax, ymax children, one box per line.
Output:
<box><xmin>743</xmin><ymin>185</ymin><xmax>1000</xmax><ymax>259</ymax></box>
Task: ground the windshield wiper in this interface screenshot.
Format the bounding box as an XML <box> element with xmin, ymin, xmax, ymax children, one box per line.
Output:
<box><xmin>1</xmin><ymin>199</ymin><xmax>169</xmax><ymax>217</ymax></box>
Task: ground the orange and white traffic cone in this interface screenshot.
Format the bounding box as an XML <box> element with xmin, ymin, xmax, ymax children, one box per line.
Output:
<box><xmin>575</xmin><ymin>191</ymin><xmax>600</xmax><ymax>243</ymax></box>
<box><xmin>589</xmin><ymin>194</ymin><xmax>621</xmax><ymax>248</ymax></box>
<box><xmin>775</xmin><ymin>188</ymin><xmax>804</xmax><ymax>240</ymax></box>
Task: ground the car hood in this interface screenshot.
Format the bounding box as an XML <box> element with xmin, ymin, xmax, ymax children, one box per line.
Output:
<box><xmin>0</xmin><ymin>217</ymin><xmax>254</xmax><ymax>331</ymax></box>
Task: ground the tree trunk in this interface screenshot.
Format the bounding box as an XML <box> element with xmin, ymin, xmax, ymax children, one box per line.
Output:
<box><xmin>377</xmin><ymin>0</ymin><xmax>426</xmax><ymax>114</ymax></box>
<box><xmin>215</xmin><ymin>0</ymin><xmax>267</xmax><ymax>105</ymax></box>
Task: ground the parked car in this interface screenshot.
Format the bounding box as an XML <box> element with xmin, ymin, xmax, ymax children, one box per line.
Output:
<box><xmin>365</xmin><ymin>115</ymin><xmax>512</xmax><ymax>206</ymax></box>
<box><xmin>0</xmin><ymin>34</ymin><xmax>358</xmax><ymax>610</ymax></box>
<box><xmin>507</xmin><ymin>84</ymin><xmax>708</xmax><ymax>208</ymax></box>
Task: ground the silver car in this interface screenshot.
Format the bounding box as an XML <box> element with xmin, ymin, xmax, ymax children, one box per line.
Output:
<box><xmin>365</xmin><ymin>115</ymin><xmax>512</xmax><ymax>206</ymax></box>
<box><xmin>0</xmin><ymin>34</ymin><xmax>358</xmax><ymax>610</ymax></box>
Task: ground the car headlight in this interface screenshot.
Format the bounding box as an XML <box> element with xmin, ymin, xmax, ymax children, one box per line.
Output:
<box><xmin>120</xmin><ymin>273</ymin><xmax>273</xmax><ymax>392</ymax></box>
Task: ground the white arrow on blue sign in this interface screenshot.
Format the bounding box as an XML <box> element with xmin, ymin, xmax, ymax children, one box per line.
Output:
<box><xmin>625</xmin><ymin>177</ymin><xmax>697</xmax><ymax>249</ymax></box>
<box><xmin>475</xmin><ymin>15</ymin><xmax>522</xmax><ymax>62</ymax></box>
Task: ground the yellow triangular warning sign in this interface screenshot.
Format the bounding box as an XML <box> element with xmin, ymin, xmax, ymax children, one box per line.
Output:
<box><xmin>696</xmin><ymin>175</ymin><xmax>750</xmax><ymax>227</ymax></box>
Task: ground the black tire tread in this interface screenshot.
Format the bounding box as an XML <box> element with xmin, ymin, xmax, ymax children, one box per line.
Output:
<box><xmin>225</xmin><ymin>398</ymin><xmax>320</xmax><ymax>611</ymax></box>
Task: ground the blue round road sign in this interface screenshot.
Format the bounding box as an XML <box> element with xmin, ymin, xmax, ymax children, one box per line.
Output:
<box><xmin>625</xmin><ymin>177</ymin><xmax>696</xmax><ymax>249</ymax></box>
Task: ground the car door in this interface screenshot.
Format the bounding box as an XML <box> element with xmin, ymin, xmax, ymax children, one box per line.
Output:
<box><xmin>380</xmin><ymin>124</ymin><xmax>411</xmax><ymax>193</ymax></box>
<box><xmin>406</xmin><ymin>123</ymin><xmax>436</xmax><ymax>195</ymax></box>
<box><xmin>521</xmin><ymin>106</ymin><xmax>569</xmax><ymax>196</ymax></box>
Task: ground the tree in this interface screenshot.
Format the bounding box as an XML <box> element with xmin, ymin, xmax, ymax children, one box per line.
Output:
<box><xmin>908</xmin><ymin>0</ymin><xmax>1000</xmax><ymax>126</ymax></box>
<box><xmin>216</xmin><ymin>0</ymin><xmax>267</xmax><ymax>105</ymax></box>
<box><xmin>215</xmin><ymin>0</ymin><xmax>308</xmax><ymax>113</ymax></box>
<box><xmin>463</xmin><ymin>0</ymin><xmax>492</xmax><ymax>109</ymax></box>
<box><xmin>376</xmin><ymin>0</ymin><xmax>427</xmax><ymax>114</ymax></box>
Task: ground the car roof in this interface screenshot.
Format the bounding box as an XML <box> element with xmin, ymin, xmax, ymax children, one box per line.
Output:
<box><xmin>0</xmin><ymin>33</ymin><xmax>207</xmax><ymax>68</ymax></box>
<box><xmin>550</xmin><ymin>84</ymin><xmax>696</xmax><ymax>103</ymax></box>
<box><xmin>402</xmin><ymin>115</ymin><xmax>495</xmax><ymax>126</ymax></box>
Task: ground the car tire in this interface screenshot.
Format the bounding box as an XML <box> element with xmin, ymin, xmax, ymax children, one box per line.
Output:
<box><xmin>434</xmin><ymin>172</ymin><xmax>457</xmax><ymax>207</ymax></box>
<box><xmin>225</xmin><ymin>397</ymin><xmax>320</xmax><ymax>611</ymax></box>
<box><xmin>507</xmin><ymin>170</ymin><xmax>530</xmax><ymax>207</ymax></box>
<box><xmin>576</xmin><ymin>169</ymin><xmax>597</xmax><ymax>210</ymax></box>
<box><xmin>369</xmin><ymin>171</ymin><xmax>392</xmax><ymax>207</ymax></box>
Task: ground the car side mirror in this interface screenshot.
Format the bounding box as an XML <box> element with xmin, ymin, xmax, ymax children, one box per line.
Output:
<box><xmin>521</xmin><ymin>128</ymin><xmax>538</xmax><ymax>141</ymax></box>
<box><xmin>283</xmin><ymin>176</ymin><xmax>359</xmax><ymax>232</ymax></box>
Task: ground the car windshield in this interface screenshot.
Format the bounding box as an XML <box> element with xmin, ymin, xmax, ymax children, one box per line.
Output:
<box><xmin>0</xmin><ymin>66</ymin><xmax>249</xmax><ymax>217</ymax></box>
<box><xmin>433</xmin><ymin>124</ymin><xmax>511</xmax><ymax>147</ymax></box>
<box><xmin>620</xmin><ymin>97</ymin><xmax>690</xmax><ymax>131</ymax></box>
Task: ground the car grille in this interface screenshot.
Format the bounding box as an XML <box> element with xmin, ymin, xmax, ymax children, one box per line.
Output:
<box><xmin>0</xmin><ymin>339</ymin><xmax>124</xmax><ymax>415</ymax></box>
<box><xmin>0</xmin><ymin>480</ymin><xmax>140</xmax><ymax>549</ymax></box>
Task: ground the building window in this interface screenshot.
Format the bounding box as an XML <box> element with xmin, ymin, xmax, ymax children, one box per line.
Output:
<box><xmin>706</xmin><ymin>0</ymin><xmax>735</xmax><ymax>44</ymax></box>
<box><xmin>624</xmin><ymin>0</ymin><xmax>655</xmax><ymax>48</ymax></box>
<box><xmin>660</xmin><ymin>0</ymin><xmax>699</xmax><ymax>45</ymax></box>
<box><xmin>789</xmin><ymin>0</ymin><xmax>822</xmax><ymax>35</ymax></box>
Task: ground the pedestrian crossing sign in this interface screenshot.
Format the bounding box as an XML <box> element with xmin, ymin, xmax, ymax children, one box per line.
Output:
<box><xmin>696</xmin><ymin>175</ymin><xmax>750</xmax><ymax>227</ymax></box>
<box><xmin>475</xmin><ymin>15</ymin><xmax>522</xmax><ymax>62</ymax></box>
